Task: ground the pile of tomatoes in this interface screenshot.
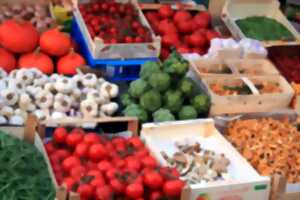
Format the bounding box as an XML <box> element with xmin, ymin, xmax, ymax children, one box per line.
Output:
<box><xmin>79</xmin><ymin>1</ymin><xmax>152</xmax><ymax>44</ymax></box>
<box><xmin>45</xmin><ymin>127</ymin><xmax>185</xmax><ymax>200</ymax></box>
<box><xmin>144</xmin><ymin>4</ymin><xmax>220</xmax><ymax>59</ymax></box>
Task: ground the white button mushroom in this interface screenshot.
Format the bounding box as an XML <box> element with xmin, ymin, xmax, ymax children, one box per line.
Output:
<box><xmin>82</xmin><ymin>73</ymin><xmax>98</xmax><ymax>88</ymax></box>
<box><xmin>100</xmin><ymin>102</ymin><xmax>119</xmax><ymax>116</ymax></box>
<box><xmin>100</xmin><ymin>82</ymin><xmax>119</xmax><ymax>99</ymax></box>
<box><xmin>36</xmin><ymin>91</ymin><xmax>53</xmax><ymax>109</ymax></box>
<box><xmin>55</xmin><ymin>77</ymin><xmax>76</xmax><ymax>94</ymax></box>
<box><xmin>53</xmin><ymin>94</ymin><xmax>72</xmax><ymax>113</ymax></box>
<box><xmin>80</xmin><ymin>97</ymin><xmax>98</xmax><ymax>117</ymax></box>
<box><xmin>1</xmin><ymin>88</ymin><xmax>18</xmax><ymax>105</ymax></box>
<box><xmin>9</xmin><ymin>115</ymin><xmax>25</xmax><ymax>125</ymax></box>
<box><xmin>0</xmin><ymin>115</ymin><xmax>7</xmax><ymax>124</ymax></box>
<box><xmin>18</xmin><ymin>93</ymin><xmax>32</xmax><ymax>111</ymax></box>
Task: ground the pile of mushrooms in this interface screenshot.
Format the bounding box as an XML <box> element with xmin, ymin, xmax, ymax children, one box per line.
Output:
<box><xmin>0</xmin><ymin>68</ymin><xmax>119</xmax><ymax>125</ymax></box>
<box><xmin>161</xmin><ymin>139</ymin><xmax>231</xmax><ymax>184</ymax></box>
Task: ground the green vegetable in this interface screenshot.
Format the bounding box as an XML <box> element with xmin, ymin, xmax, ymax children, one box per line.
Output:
<box><xmin>163</xmin><ymin>51</ymin><xmax>189</xmax><ymax>76</ymax></box>
<box><xmin>123</xmin><ymin>104</ymin><xmax>148</xmax><ymax>122</ymax></box>
<box><xmin>236</xmin><ymin>16</ymin><xmax>294</xmax><ymax>41</ymax></box>
<box><xmin>139</xmin><ymin>61</ymin><xmax>161</xmax><ymax>80</ymax></box>
<box><xmin>153</xmin><ymin>108</ymin><xmax>175</xmax><ymax>122</ymax></box>
<box><xmin>128</xmin><ymin>79</ymin><xmax>150</xmax><ymax>98</ymax></box>
<box><xmin>223</xmin><ymin>85</ymin><xmax>252</xmax><ymax>95</ymax></box>
<box><xmin>121</xmin><ymin>93</ymin><xmax>136</xmax><ymax>106</ymax></box>
<box><xmin>179</xmin><ymin>78</ymin><xmax>195</xmax><ymax>97</ymax></box>
<box><xmin>0</xmin><ymin>130</ymin><xmax>55</xmax><ymax>200</ymax></box>
<box><xmin>140</xmin><ymin>90</ymin><xmax>162</xmax><ymax>112</ymax></box>
<box><xmin>179</xmin><ymin>106</ymin><xmax>198</xmax><ymax>120</ymax></box>
<box><xmin>191</xmin><ymin>94</ymin><xmax>210</xmax><ymax>114</ymax></box>
<box><xmin>149</xmin><ymin>72</ymin><xmax>171</xmax><ymax>92</ymax></box>
<box><xmin>163</xmin><ymin>90</ymin><xmax>184</xmax><ymax>113</ymax></box>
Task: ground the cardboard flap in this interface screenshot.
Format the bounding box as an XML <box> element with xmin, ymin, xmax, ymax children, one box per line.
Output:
<box><xmin>24</xmin><ymin>115</ymin><xmax>38</xmax><ymax>144</ymax></box>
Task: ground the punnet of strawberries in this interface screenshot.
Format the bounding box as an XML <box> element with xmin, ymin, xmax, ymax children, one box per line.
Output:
<box><xmin>79</xmin><ymin>0</ymin><xmax>153</xmax><ymax>44</ymax></box>
<box><xmin>144</xmin><ymin>4</ymin><xmax>221</xmax><ymax>59</ymax></box>
<box><xmin>45</xmin><ymin>127</ymin><xmax>185</xmax><ymax>200</ymax></box>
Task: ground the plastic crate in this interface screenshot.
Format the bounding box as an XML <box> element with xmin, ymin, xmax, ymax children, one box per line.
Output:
<box><xmin>71</xmin><ymin>19</ymin><xmax>159</xmax><ymax>81</ymax></box>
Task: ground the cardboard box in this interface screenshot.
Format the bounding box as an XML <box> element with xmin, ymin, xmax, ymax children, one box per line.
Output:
<box><xmin>141</xmin><ymin>119</ymin><xmax>270</xmax><ymax>200</ymax></box>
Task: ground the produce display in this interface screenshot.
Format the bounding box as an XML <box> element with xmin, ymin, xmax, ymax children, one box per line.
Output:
<box><xmin>209</xmin><ymin>81</ymin><xmax>252</xmax><ymax>96</ymax></box>
<box><xmin>144</xmin><ymin>5</ymin><xmax>220</xmax><ymax>58</ymax></box>
<box><xmin>226</xmin><ymin>117</ymin><xmax>300</xmax><ymax>183</ymax></box>
<box><xmin>0</xmin><ymin>130</ymin><xmax>55</xmax><ymax>199</ymax></box>
<box><xmin>199</xmin><ymin>65</ymin><xmax>232</xmax><ymax>74</ymax></box>
<box><xmin>0</xmin><ymin>2</ymin><xmax>55</xmax><ymax>32</ymax></box>
<box><xmin>161</xmin><ymin>139</ymin><xmax>231</xmax><ymax>184</ymax></box>
<box><xmin>45</xmin><ymin>127</ymin><xmax>185</xmax><ymax>199</ymax></box>
<box><xmin>0</xmin><ymin>19</ymin><xmax>85</xmax><ymax>74</ymax></box>
<box><xmin>236</xmin><ymin>16</ymin><xmax>295</xmax><ymax>41</ymax></box>
<box><xmin>250</xmin><ymin>80</ymin><xmax>282</xmax><ymax>94</ymax></box>
<box><xmin>122</xmin><ymin>51</ymin><xmax>210</xmax><ymax>123</ymax></box>
<box><xmin>0</xmin><ymin>68</ymin><xmax>119</xmax><ymax>125</ymax></box>
<box><xmin>79</xmin><ymin>1</ymin><xmax>152</xmax><ymax>43</ymax></box>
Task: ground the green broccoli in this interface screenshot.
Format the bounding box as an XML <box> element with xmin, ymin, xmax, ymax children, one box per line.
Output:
<box><xmin>191</xmin><ymin>94</ymin><xmax>210</xmax><ymax>114</ymax></box>
<box><xmin>128</xmin><ymin>79</ymin><xmax>149</xmax><ymax>98</ymax></box>
<box><xmin>149</xmin><ymin>72</ymin><xmax>171</xmax><ymax>92</ymax></box>
<box><xmin>123</xmin><ymin>104</ymin><xmax>148</xmax><ymax>122</ymax></box>
<box><xmin>140</xmin><ymin>90</ymin><xmax>162</xmax><ymax>112</ymax></box>
<box><xmin>179</xmin><ymin>78</ymin><xmax>195</xmax><ymax>97</ymax></box>
<box><xmin>121</xmin><ymin>92</ymin><xmax>136</xmax><ymax>106</ymax></box>
<box><xmin>163</xmin><ymin>51</ymin><xmax>189</xmax><ymax>76</ymax></box>
<box><xmin>139</xmin><ymin>61</ymin><xmax>161</xmax><ymax>80</ymax></box>
<box><xmin>179</xmin><ymin>106</ymin><xmax>198</xmax><ymax>120</ymax></box>
<box><xmin>153</xmin><ymin>108</ymin><xmax>175</xmax><ymax>122</ymax></box>
<box><xmin>163</xmin><ymin>90</ymin><xmax>183</xmax><ymax>113</ymax></box>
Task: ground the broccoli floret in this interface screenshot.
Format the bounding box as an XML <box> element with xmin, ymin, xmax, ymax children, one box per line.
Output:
<box><xmin>179</xmin><ymin>77</ymin><xmax>195</xmax><ymax>97</ymax></box>
<box><xmin>139</xmin><ymin>61</ymin><xmax>161</xmax><ymax>80</ymax></box>
<box><xmin>140</xmin><ymin>90</ymin><xmax>162</xmax><ymax>112</ymax></box>
<box><xmin>191</xmin><ymin>94</ymin><xmax>210</xmax><ymax>114</ymax></box>
<box><xmin>128</xmin><ymin>79</ymin><xmax>149</xmax><ymax>98</ymax></box>
<box><xmin>123</xmin><ymin>104</ymin><xmax>148</xmax><ymax>122</ymax></box>
<box><xmin>153</xmin><ymin>108</ymin><xmax>175</xmax><ymax>122</ymax></box>
<box><xmin>163</xmin><ymin>90</ymin><xmax>183</xmax><ymax>113</ymax></box>
<box><xmin>179</xmin><ymin>106</ymin><xmax>198</xmax><ymax>120</ymax></box>
<box><xmin>163</xmin><ymin>51</ymin><xmax>189</xmax><ymax>76</ymax></box>
<box><xmin>121</xmin><ymin>92</ymin><xmax>136</xmax><ymax>106</ymax></box>
<box><xmin>149</xmin><ymin>72</ymin><xmax>171</xmax><ymax>92</ymax></box>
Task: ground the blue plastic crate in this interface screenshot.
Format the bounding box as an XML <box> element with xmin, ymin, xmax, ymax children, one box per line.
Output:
<box><xmin>71</xmin><ymin>18</ymin><xmax>159</xmax><ymax>81</ymax></box>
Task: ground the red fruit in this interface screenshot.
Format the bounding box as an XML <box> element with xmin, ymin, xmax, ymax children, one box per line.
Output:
<box><xmin>0</xmin><ymin>19</ymin><xmax>39</xmax><ymax>53</ymax></box>
<box><xmin>53</xmin><ymin>127</ymin><xmax>68</xmax><ymax>144</ymax></box>
<box><xmin>125</xmin><ymin>36</ymin><xmax>134</xmax><ymax>43</ymax></box>
<box><xmin>206</xmin><ymin>30</ymin><xmax>220</xmax><ymax>41</ymax></box>
<box><xmin>40</xmin><ymin>28</ymin><xmax>72</xmax><ymax>56</ymax></box>
<box><xmin>150</xmin><ymin>191</ymin><xmax>163</xmax><ymax>200</ymax></box>
<box><xmin>96</xmin><ymin>185</ymin><xmax>113</xmax><ymax>200</ymax></box>
<box><xmin>126</xmin><ymin>183</ymin><xmax>144</xmax><ymax>199</ymax></box>
<box><xmin>194</xmin><ymin>11</ymin><xmax>211</xmax><ymax>29</ymax></box>
<box><xmin>18</xmin><ymin>50</ymin><xmax>54</xmax><ymax>74</ymax></box>
<box><xmin>188</xmin><ymin>33</ymin><xmax>206</xmax><ymax>47</ymax></box>
<box><xmin>142</xmin><ymin>156</ymin><xmax>158</xmax><ymax>168</ymax></box>
<box><xmin>110</xmin><ymin>178</ymin><xmax>125</xmax><ymax>194</ymax></box>
<box><xmin>177</xmin><ymin>45</ymin><xmax>190</xmax><ymax>54</ymax></box>
<box><xmin>84</xmin><ymin>133</ymin><xmax>101</xmax><ymax>144</ymax></box>
<box><xmin>106</xmin><ymin>168</ymin><xmax>118</xmax><ymax>179</ymax></box>
<box><xmin>63</xmin><ymin>177</ymin><xmax>76</xmax><ymax>191</ymax></box>
<box><xmin>70</xmin><ymin>128</ymin><xmax>85</xmax><ymax>135</ymax></box>
<box><xmin>127</xmin><ymin>137</ymin><xmax>144</xmax><ymax>149</ymax></box>
<box><xmin>87</xmin><ymin>161</ymin><xmax>98</xmax><ymax>171</ymax></box>
<box><xmin>57</xmin><ymin>50</ymin><xmax>86</xmax><ymax>75</ymax></box>
<box><xmin>145</xmin><ymin>12</ymin><xmax>160</xmax><ymax>23</ymax></box>
<box><xmin>66</xmin><ymin>132</ymin><xmax>83</xmax><ymax>147</ymax></box>
<box><xmin>134</xmin><ymin>36</ymin><xmax>143</xmax><ymax>43</ymax></box>
<box><xmin>112</xmin><ymin>137</ymin><xmax>126</xmax><ymax>147</ymax></box>
<box><xmin>70</xmin><ymin>165</ymin><xmax>86</xmax><ymax>180</ymax></box>
<box><xmin>162</xmin><ymin>34</ymin><xmax>179</xmax><ymax>48</ymax></box>
<box><xmin>77</xmin><ymin>184</ymin><xmax>94</xmax><ymax>199</ymax></box>
<box><xmin>159</xmin><ymin>4</ymin><xmax>174</xmax><ymax>19</ymax></box>
<box><xmin>126</xmin><ymin>158</ymin><xmax>142</xmax><ymax>172</ymax></box>
<box><xmin>89</xmin><ymin>144</ymin><xmax>108</xmax><ymax>161</ymax></box>
<box><xmin>135</xmin><ymin>148</ymin><xmax>149</xmax><ymax>159</ymax></box>
<box><xmin>62</xmin><ymin>156</ymin><xmax>81</xmax><ymax>173</ymax></box>
<box><xmin>143</xmin><ymin>171</ymin><xmax>164</xmax><ymax>189</ymax></box>
<box><xmin>75</xmin><ymin>142</ymin><xmax>89</xmax><ymax>157</ymax></box>
<box><xmin>91</xmin><ymin>177</ymin><xmax>106</xmax><ymax>189</ymax></box>
<box><xmin>0</xmin><ymin>48</ymin><xmax>16</xmax><ymax>72</ymax></box>
<box><xmin>163</xmin><ymin>180</ymin><xmax>185</xmax><ymax>198</ymax></box>
<box><xmin>54</xmin><ymin>149</ymin><xmax>71</xmax><ymax>162</ymax></box>
<box><xmin>87</xmin><ymin>170</ymin><xmax>103</xmax><ymax>179</ymax></box>
<box><xmin>97</xmin><ymin>160</ymin><xmax>112</xmax><ymax>172</ymax></box>
<box><xmin>173</xmin><ymin>10</ymin><xmax>192</xmax><ymax>24</ymax></box>
<box><xmin>161</xmin><ymin>48</ymin><xmax>170</xmax><ymax>60</ymax></box>
<box><xmin>177</xmin><ymin>20</ymin><xmax>194</xmax><ymax>33</ymax></box>
<box><xmin>158</xmin><ymin>20</ymin><xmax>177</xmax><ymax>35</ymax></box>
<box><xmin>45</xmin><ymin>142</ymin><xmax>55</xmax><ymax>154</ymax></box>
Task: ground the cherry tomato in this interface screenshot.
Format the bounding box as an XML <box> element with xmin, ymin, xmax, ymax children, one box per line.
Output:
<box><xmin>77</xmin><ymin>184</ymin><xmax>94</xmax><ymax>199</ymax></box>
<box><xmin>127</xmin><ymin>137</ymin><xmax>144</xmax><ymax>149</ymax></box>
<box><xmin>87</xmin><ymin>170</ymin><xmax>103</xmax><ymax>179</ymax></box>
<box><xmin>89</xmin><ymin>144</ymin><xmax>107</xmax><ymax>161</ymax></box>
<box><xmin>97</xmin><ymin>160</ymin><xmax>112</xmax><ymax>172</ymax></box>
<box><xmin>87</xmin><ymin>161</ymin><xmax>98</xmax><ymax>170</ymax></box>
<box><xmin>150</xmin><ymin>191</ymin><xmax>163</xmax><ymax>200</ymax></box>
<box><xmin>126</xmin><ymin>158</ymin><xmax>141</xmax><ymax>172</ymax></box>
<box><xmin>45</xmin><ymin>142</ymin><xmax>55</xmax><ymax>154</ymax></box>
<box><xmin>96</xmin><ymin>185</ymin><xmax>113</xmax><ymax>200</ymax></box>
<box><xmin>143</xmin><ymin>171</ymin><xmax>164</xmax><ymax>189</ymax></box>
<box><xmin>63</xmin><ymin>177</ymin><xmax>76</xmax><ymax>191</ymax></box>
<box><xmin>163</xmin><ymin>179</ymin><xmax>185</xmax><ymax>198</ymax></box>
<box><xmin>84</xmin><ymin>133</ymin><xmax>101</xmax><ymax>144</ymax></box>
<box><xmin>126</xmin><ymin>183</ymin><xmax>144</xmax><ymax>199</ymax></box>
<box><xmin>70</xmin><ymin>165</ymin><xmax>86</xmax><ymax>180</ymax></box>
<box><xmin>142</xmin><ymin>156</ymin><xmax>157</xmax><ymax>168</ymax></box>
<box><xmin>66</xmin><ymin>132</ymin><xmax>83</xmax><ymax>147</ymax></box>
<box><xmin>53</xmin><ymin>127</ymin><xmax>68</xmax><ymax>144</ymax></box>
<box><xmin>75</xmin><ymin>142</ymin><xmax>89</xmax><ymax>158</ymax></box>
<box><xmin>62</xmin><ymin>156</ymin><xmax>81</xmax><ymax>173</ymax></box>
<box><xmin>135</xmin><ymin>148</ymin><xmax>149</xmax><ymax>159</ymax></box>
<box><xmin>110</xmin><ymin>178</ymin><xmax>125</xmax><ymax>194</ymax></box>
<box><xmin>91</xmin><ymin>177</ymin><xmax>106</xmax><ymax>189</ymax></box>
<box><xmin>106</xmin><ymin>168</ymin><xmax>118</xmax><ymax>179</ymax></box>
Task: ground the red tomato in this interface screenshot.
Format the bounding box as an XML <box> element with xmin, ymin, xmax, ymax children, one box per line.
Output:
<box><xmin>177</xmin><ymin>20</ymin><xmax>194</xmax><ymax>34</ymax></box>
<box><xmin>54</xmin><ymin>149</ymin><xmax>71</xmax><ymax>162</ymax></box>
<box><xmin>113</xmin><ymin>158</ymin><xmax>126</xmax><ymax>169</ymax></box>
<box><xmin>91</xmin><ymin>177</ymin><xmax>106</xmax><ymax>189</ymax></box>
<box><xmin>126</xmin><ymin>158</ymin><xmax>142</xmax><ymax>172</ymax></box>
<box><xmin>53</xmin><ymin>127</ymin><xmax>68</xmax><ymax>144</ymax></box>
<box><xmin>150</xmin><ymin>191</ymin><xmax>163</xmax><ymax>200</ymax></box>
<box><xmin>143</xmin><ymin>171</ymin><xmax>164</xmax><ymax>189</ymax></box>
<box><xmin>62</xmin><ymin>156</ymin><xmax>81</xmax><ymax>173</ymax></box>
<box><xmin>159</xmin><ymin>4</ymin><xmax>174</xmax><ymax>19</ymax></box>
<box><xmin>70</xmin><ymin>165</ymin><xmax>86</xmax><ymax>180</ymax></box>
<box><xmin>173</xmin><ymin>10</ymin><xmax>192</xmax><ymax>24</ymax></box>
<box><xmin>188</xmin><ymin>33</ymin><xmax>206</xmax><ymax>47</ymax></box>
<box><xmin>87</xmin><ymin>161</ymin><xmax>98</xmax><ymax>170</ymax></box>
<box><xmin>97</xmin><ymin>160</ymin><xmax>112</xmax><ymax>172</ymax></box>
<box><xmin>89</xmin><ymin>144</ymin><xmax>108</xmax><ymax>161</ymax></box>
<box><xmin>77</xmin><ymin>184</ymin><xmax>94</xmax><ymax>199</ymax></box>
<box><xmin>112</xmin><ymin>137</ymin><xmax>126</xmax><ymax>146</ymax></box>
<box><xmin>135</xmin><ymin>148</ymin><xmax>149</xmax><ymax>159</ymax></box>
<box><xmin>131</xmin><ymin>21</ymin><xmax>140</xmax><ymax>30</ymax></box>
<box><xmin>158</xmin><ymin>19</ymin><xmax>177</xmax><ymax>35</ymax></box>
<box><xmin>75</xmin><ymin>142</ymin><xmax>89</xmax><ymax>158</ymax></box>
<box><xmin>106</xmin><ymin>168</ymin><xmax>118</xmax><ymax>179</ymax></box>
<box><xmin>126</xmin><ymin>183</ymin><xmax>144</xmax><ymax>199</ymax></box>
<box><xmin>84</xmin><ymin>133</ymin><xmax>101</xmax><ymax>144</ymax></box>
<box><xmin>70</xmin><ymin>128</ymin><xmax>85</xmax><ymax>135</ymax></box>
<box><xmin>96</xmin><ymin>185</ymin><xmax>113</xmax><ymax>200</ymax></box>
<box><xmin>110</xmin><ymin>178</ymin><xmax>125</xmax><ymax>194</ymax></box>
<box><xmin>160</xmin><ymin>48</ymin><xmax>170</xmax><ymax>60</ymax></box>
<box><xmin>137</xmin><ymin>27</ymin><xmax>146</xmax><ymax>35</ymax></box>
<box><xmin>87</xmin><ymin>170</ymin><xmax>103</xmax><ymax>179</ymax></box>
<box><xmin>163</xmin><ymin>179</ymin><xmax>185</xmax><ymax>198</ymax></box>
<box><xmin>206</xmin><ymin>30</ymin><xmax>220</xmax><ymax>41</ymax></box>
<box><xmin>135</xmin><ymin>36</ymin><xmax>143</xmax><ymax>43</ymax></box>
<box><xmin>194</xmin><ymin>11</ymin><xmax>211</xmax><ymax>29</ymax></box>
<box><xmin>142</xmin><ymin>156</ymin><xmax>158</xmax><ymax>168</ymax></box>
<box><xmin>63</xmin><ymin>177</ymin><xmax>76</xmax><ymax>191</ymax></box>
<box><xmin>162</xmin><ymin>34</ymin><xmax>179</xmax><ymax>48</ymax></box>
<box><xmin>45</xmin><ymin>142</ymin><xmax>55</xmax><ymax>154</ymax></box>
<box><xmin>66</xmin><ymin>132</ymin><xmax>83</xmax><ymax>147</ymax></box>
<box><xmin>177</xmin><ymin>45</ymin><xmax>190</xmax><ymax>54</ymax></box>
<box><xmin>125</xmin><ymin>36</ymin><xmax>134</xmax><ymax>43</ymax></box>
<box><xmin>127</xmin><ymin>137</ymin><xmax>144</xmax><ymax>149</ymax></box>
